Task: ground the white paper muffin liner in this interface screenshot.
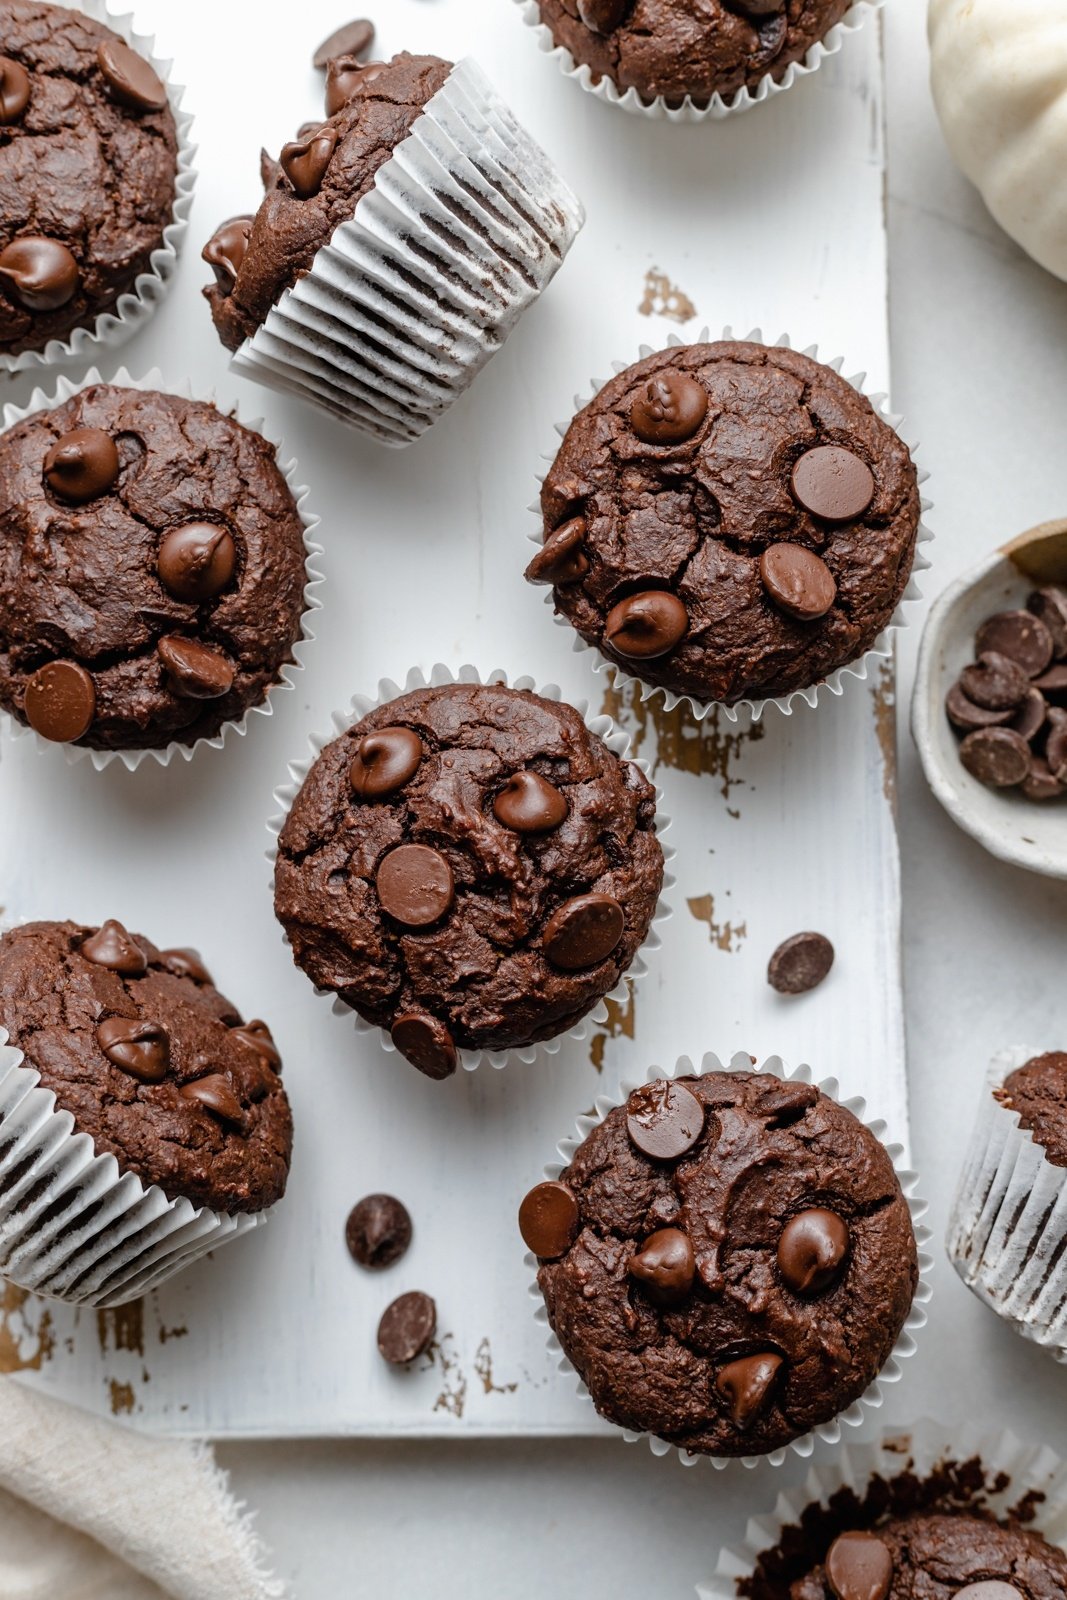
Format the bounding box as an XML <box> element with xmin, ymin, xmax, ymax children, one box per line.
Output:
<box><xmin>0</xmin><ymin>0</ymin><xmax>196</xmax><ymax>376</ymax></box>
<box><xmin>0</xmin><ymin>365</ymin><xmax>324</xmax><ymax>772</ymax></box>
<box><xmin>530</xmin><ymin>328</ymin><xmax>934</xmax><ymax>724</ymax></box>
<box><xmin>527</xmin><ymin>1050</ymin><xmax>932</xmax><ymax>1468</ymax></box>
<box><xmin>0</xmin><ymin>1028</ymin><xmax>268</xmax><ymax>1309</ymax></box>
<box><xmin>266</xmin><ymin>663</ymin><xmax>675</xmax><ymax>1074</ymax></box>
<box><xmin>513</xmin><ymin>0</ymin><xmax>884</xmax><ymax>122</ymax></box>
<box><xmin>699</xmin><ymin>1419</ymin><xmax>1067</xmax><ymax>1600</ymax></box>
<box><xmin>229</xmin><ymin>58</ymin><xmax>584</xmax><ymax>446</ymax></box>
<box><xmin>947</xmin><ymin>1046</ymin><xmax>1067</xmax><ymax>1365</ymax></box>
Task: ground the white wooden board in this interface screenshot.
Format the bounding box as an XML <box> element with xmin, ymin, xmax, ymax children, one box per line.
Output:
<box><xmin>0</xmin><ymin>0</ymin><xmax>907</xmax><ymax>1437</ymax></box>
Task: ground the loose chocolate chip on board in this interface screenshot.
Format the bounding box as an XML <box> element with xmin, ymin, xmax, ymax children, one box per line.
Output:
<box><xmin>493</xmin><ymin>771</ymin><xmax>569</xmax><ymax>834</ymax></box>
<box><xmin>824</xmin><ymin>1531</ymin><xmax>894</xmax><ymax>1600</ymax></box>
<box><xmin>180</xmin><ymin>1073</ymin><xmax>244</xmax><ymax>1127</ymax></box>
<box><xmin>96</xmin><ymin>39</ymin><xmax>168</xmax><ymax>112</ymax></box>
<box><xmin>790</xmin><ymin>446</ymin><xmax>875</xmax><ymax>524</ymax></box>
<box><xmin>350</xmin><ymin>727</ymin><xmax>424</xmax><ymax>800</ymax></box>
<box><xmin>377</xmin><ymin>844</ymin><xmax>455</xmax><ymax>928</ymax></box>
<box><xmin>604</xmin><ymin>590</ymin><xmax>688</xmax><ymax>659</ymax></box>
<box><xmin>157</xmin><ymin>635</ymin><xmax>236</xmax><ymax>699</ymax></box>
<box><xmin>578</xmin><ymin>0</ymin><xmax>632</xmax><ymax>33</ymax></box>
<box><xmin>157</xmin><ymin>523</ymin><xmax>237</xmax><ymax>602</ymax></box>
<box><xmin>626</xmin><ymin>1079</ymin><xmax>705</xmax><ymax>1161</ymax></box>
<box><xmin>346</xmin><ymin>1194</ymin><xmax>412</xmax><ymax>1270</ymax></box>
<box><xmin>518</xmin><ymin>1180</ymin><xmax>580</xmax><ymax>1259</ymax></box>
<box><xmin>759</xmin><ymin>544</ymin><xmax>837</xmax><ymax>622</ymax></box>
<box><xmin>960</xmin><ymin>652</ymin><xmax>1029</xmax><ymax>711</ymax></box>
<box><xmin>768</xmin><ymin>931</ymin><xmax>834</xmax><ymax>995</ymax></box>
<box><xmin>0</xmin><ymin>237</ymin><xmax>79</xmax><ymax>311</ymax></box>
<box><xmin>777</xmin><ymin>1208</ymin><xmax>850</xmax><ymax>1296</ymax></box>
<box><xmin>391</xmin><ymin>1012</ymin><xmax>457</xmax><ymax>1080</ymax></box>
<box><xmin>97</xmin><ymin>1017</ymin><xmax>170</xmax><ymax>1083</ymax></box>
<box><xmin>24</xmin><ymin>661</ymin><xmax>96</xmax><ymax>742</ymax></box>
<box><xmin>628</xmin><ymin>1227</ymin><xmax>695</xmax><ymax>1305</ymax></box>
<box><xmin>312</xmin><ymin>18</ymin><xmax>375</xmax><ymax>70</ymax></box>
<box><xmin>377</xmin><ymin>1290</ymin><xmax>437</xmax><ymax>1366</ymax></box>
<box><xmin>80</xmin><ymin>920</ymin><xmax>147</xmax><ymax>975</ymax></box>
<box><xmin>43</xmin><ymin>428</ymin><xmax>120</xmax><ymax>503</ymax></box>
<box><xmin>975</xmin><ymin>609</ymin><xmax>1054</xmax><ymax>678</ymax></box>
<box><xmin>543</xmin><ymin>893</ymin><xmax>625</xmax><ymax>970</ymax></box>
<box><xmin>281</xmin><ymin>126</ymin><xmax>338</xmax><ymax>198</ymax></box>
<box><xmin>630</xmin><ymin>371</ymin><xmax>708</xmax><ymax>445</ymax></box>
<box><xmin>715</xmin><ymin>1352</ymin><xmax>783</xmax><ymax>1429</ymax></box>
<box><xmin>945</xmin><ymin>681</ymin><xmax>1013</xmax><ymax>733</ymax></box>
<box><xmin>0</xmin><ymin>57</ymin><xmax>30</xmax><ymax>123</ymax></box>
<box><xmin>524</xmin><ymin>517</ymin><xmax>589</xmax><ymax>586</ymax></box>
<box><xmin>1028</xmin><ymin>587</ymin><xmax>1067</xmax><ymax>659</ymax></box>
<box><xmin>959</xmin><ymin>726</ymin><xmax>1031</xmax><ymax>788</ymax></box>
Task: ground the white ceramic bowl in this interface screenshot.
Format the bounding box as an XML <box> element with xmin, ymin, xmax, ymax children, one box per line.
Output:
<box><xmin>912</xmin><ymin>518</ymin><xmax>1067</xmax><ymax>879</ymax></box>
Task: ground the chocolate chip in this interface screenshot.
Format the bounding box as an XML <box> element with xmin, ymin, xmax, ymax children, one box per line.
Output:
<box><xmin>325</xmin><ymin>57</ymin><xmax>386</xmax><ymax>116</ymax></box>
<box><xmin>1033</xmin><ymin>663</ymin><xmax>1067</xmax><ymax>697</ymax></box>
<box><xmin>312</xmin><ymin>18</ymin><xmax>375</xmax><ymax>69</ymax></box>
<box><xmin>202</xmin><ymin>216</ymin><xmax>253</xmax><ymax>295</ymax></box>
<box><xmin>1028</xmin><ymin>587</ymin><xmax>1067</xmax><ymax>659</ymax></box>
<box><xmin>959</xmin><ymin>726</ymin><xmax>1031</xmax><ymax>788</ymax></box>
<box><xmin>281</xmin><ymin>126</ymin><xmax>338</xmax><ymax>198</ymax></box>
<box><xmin>625</xmin><ymin>1080</ymin><xmax>705</xmax><ymax>1161</ymax></box>
<box><xmin>604</xmin><ymin>590</ymin><xmax>688</xmax><ymax>659</ymax></box>
<box><xmin>955</xmin><ymin>1586</ymin><xmax>1024</xmax><ymax>1600</ymax></box>
<box><xmin>767</xmin><ymin>931</ymin><xmax>834</xmax><ymax>995</ymax></box>
<box><xmin>377</xmin><ymin>1290</ymin><xmax>436</xmax><ymax>1365</ymax></box>
<box><xmin>1021</xmin><ymin>758</ymin><xmax>1063</xmax><ymax>802</ymax></box>
<box><xmin>180</xmin><ymin>1074</ymin><xmax>244</xmax><ymax>1127</ymax></box>
<box><xmin>80</xmin><ymin>920</ymin><xmax>147</xmax><ymax>976</ymax></box>
<box><xmin>346</xmin><ymin>1193</ymin><xmax>412</xmax><ymax>1269</ymax></box>
<box><xmin>777</xmin><ymin>1208</ymin><xmax>850</xmax><ymax>1296</ymax></box>
<box><xmin>975</xmin><ymin>609</ymin><xmax>1054</xmax><ymax>678</ymax></box>
<box><xmin>160</xmin><ymin>947</ymin><xmax>212</xmax><ymax>984</ymax></box>
<box><xmin>0</xmin><ymin>58</ymin><xmax>31</xmax><ymax>123</ymax></box>
<box><xmin>825</xmin><ymin>1532</ymin><xmax>893</xmax><ymax>1600</ymax></box>
<box><xmin>629</xmin><ymin>1228</ymin><xmax>695</xmax><ymax>1306</ymax></box>
<box><xmin>350</xmin><ymin>727</ymin><xmax>424</xmax><ymax>800</ymax></box>
<box><xmin>1047</xmin><ymin>709</ymin><xmax>1067</xmax><ymax>781</ymax></box>
<box><xmin>790</xmin><ymin>446</ymin><xmax>875</xmax><ymax>523</ymax></box>
<box><xmin>157</xmin><ymin>635</ymin><xmax>235</xmax><ymax>699</ymax></box>
<box><xmin>945</xmin><ymin>681</ymin><xmax>1013</xmax><ymax>733</ymax></box>
<box><xmin>748</xmin><ymin>11</ymin><xmax>789</xmax><ymax>65</ymax></box>
<box><xmin>726</xmin><ymin>0</ymin><xmax>786</xmax><ymax>14</ymax></box>
<box><xmin>960</xmin><ymin>652</ymin><xmax>1030</xmax><ymax>711</ymax></box>
<box><xmin>714</xmin><ymin>1352</ymin><xmax>783</xmax><ymax>1429</ymax></box>
<box><xmin>43</xmin><ymin>428</ymin><xmax>120</xmax><ymax>503</ymax></box>
<box><xmin>493</xmin><ymin>771</ymin><xmax>569</xmax><ymax>833</ymax></box>
<box><xmin>157</xmin><ymin>523</ymin><xmax>237</xmax><ymax>603</ymax></box>
<box><xmin>0</xmin><ymin>237</ymin><xmax>79</xmax><ymax>311</ymax></box>
<box><xmin>232</xmin><ymin>1019</ymin><xmax>282</xmax><ymax>1072</ymax></box>
<box><xmin>97</xmin><ymin>1017</ymin><xmax>169</xmax><ymax>1083</ymax></box>
<box><xmin>752</xmin><ymin>1079</ymin><xmax>819</xmax><ymax>1125</ymax></box>
<box><xmin>518</xmin><ymin>1180</ymin><xmax>580</xmax><ymax>1259</ymax></box>
<box><xmin>578</xmin><ymin>0</ymin><xmax>632</xmax><ymax>30</ymax></box>
<box><xmin>760</xmin><ymin>544</ymin><xmax>837</xmax><ymax>622</ymax></box>
<box><xmin>1010</xmin><ymin>687</ymin><xmax>1047</xmax><ymax>744</ymax></box>
<box><xmin>524</xmin><ymin>517</ymin><xmax>590</xmax><ymax>586</ymax></box>
<box><xmin>391</xmin><ymin>1012</ymin><xmax>458</xmax><ymax>1080</ymax></box>
<box><xmin>543</xmin><ymin>892</ymin><xmax>624</xmax><ymax>970</ymax></box>
<box><xmin>376</xmin><ymin>845</ymin><xmax>454</xmax><ymax>928</ymax></box>
<box><xmin>96</xmin><ymin>38</ymin><xmax>168</xmax><ymax>112</ymax></box>
<box><xmin>630</xmin><ymin>371</ymin><xmax>708</xmax><ymax>445</ymax></box>
<box><xmin>24</xmin><ymin>661</ymin><xmax>96</xmax><ymax>743</ymax></box>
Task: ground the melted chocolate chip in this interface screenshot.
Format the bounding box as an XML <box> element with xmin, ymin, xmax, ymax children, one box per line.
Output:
<box><xmin>202</xmin><ymin>216</ymin><xmax>254</xmax><ymax>295</ymax></box>
<box><xmin>524</xmin><ymin>517</ymin><xmax>590</xmax><ymax>586</ymax></box>
<box><xmin>714</xmin><ymin>1352</ymin><xmax>783</xmax><ymax>1429</ymax></box>
<box><xmin>604</xmin><ymin>590</ymin><xmax>688</xmax><ymax>659</ymax></box>
<box><xmin>80</xmin><ymin>920</ymin><xmax>147</xmax><ymax>976</ymax></box>
<box><xmin>377</xmin><ymin>845</ymin><xmax>455</xmax><ymax>928</ymax></box>
<box><xmin>760</xmin><ymin>544</ymin><xmax>837</xmax><ymax>622</ymax></box>
<box><xmin>625</xmin><ymin>1080</ymin><xmax>704</xmax><ymax>1161</ymax></box>
<box><xmin>959</xmin><ymin>726</ymin><xmax>1031</xmax><ymax>788</ymax></box>
<box><xmin>628</xmin><ymin>1227</ymin><xmax>695</xmax><ymax>1305</ymax></box>
<box><xmin>180</xmin><ymin>1073</ymin><xmax>244</xmax><ymax>1127</ymax></box>
<box><xmin>160</xmin><ymin>947</ymin><xmax>212</xmax><ymax>984</ymax></box>
<box><xmin>346</xmin><ymin>1193</ymin><xmax>412</xmax><ymax>1270</ymax></box>
<box><xmin>281</xmin><ymin>126</ymin><xmax>338</xmax><ymax>198</ymax></box>
<box><xmin>0</xmin><ymin>237</ymin><xmax>79</xmax><ymax>311</ymax></box>
<box><xmin>960</xmin><ymin>652</ymin><xmax>1029</xmax><ymax>712</ymax></box>
<box><xmin>0</xmin><ymin>57</ymin><xmax>31</xmax><ymax>124</ymax></box>
<box><xmin>350</xmin><ymin>727</ymin><xmax>424</xmax><ymax>800</ymax></box>
<box><xmin>824</xmin><ymin>1531</ymin><xmax>893</xmax><ymax>1600</ymax></box>
<box><xmin>97</xmin><ymin>1017</ymin><xmax>170</xmax><ymax>1083</ymax></box>
<box><xmin>493</xmin><ymin>771</ymin><xmax>569</xmax><ymax>833</ymax></box>
<box><xmin>377</xmin><ymin>1290</ymin><xmax>436</xmax><ymax>1365</ymax></box>
<box><xmin>577</xmin><ymin>0</ymin><xmax>632</xmax><ymax>30</ymax></box>
<box><xmin>767</xmin><ymin>931</ymin><xmax>835</xmax><ymax>995</ymax></box>
<box><xmin>631</xmin><ymin>370</ymin><xmax>708</xmax><ymax>445</ymax></box>
<box><xmin>391</xmin><ymin>1012</ymin><xmax>458</xmax><ymax>1080</ymax></box>
<box><xmin>519</xmin><ymin>1180</ymin><xmax>581</xmax><ymax>1259</ymax></box>
<box><xmin>975</xmin><ymin>609</ymin><xmax>1054</xmax><ymax>679</ymax></box>
<box><xmin>157</xmin><ymin>523</ymin><xmax>237</xmax><ymax>603</ymax></box>
<box><xmin>43</xmin><ymin>428</ymin><xmax>120</xmax><ymax>503</ymax></box>
<box><xmin>157</xmin><ymin>635</ymin><xmax>236</xmax><ymax>699</ymax></box>
<box><xmin>543</xmin><ymin>893</ymin><xmax>624</xmax><ymax>970</ymax></box>
<box><xmin>312</xmin><ymin>18</ymin><xmax>375</xmax><ymax>69</ymax></box>
<box><xmin>24</xmin><ymin>661</ymin><xmax>96</xmax><ymax>742</ymax></box>
<box><xmin>777</xmin><ymin>1208</ymin><xmax>850</xmax><ymax>1295</ymax></box>
<box><xmin>325</xmin><ymin>57</ymin><xmax>386</xmax><ymax>116</ymax></box>
<box><xmin>96</xmin><ymin>38</ymin><xmax>168</xmax><ymax>112</ymax></box>
<box><xmin>791</xmin><ymin>446</ymin><xmax>875</xmax><ymax>523</ymax></box>
<box><xmin>232</xmin><ymin>1020</ymin><xmax>282</xmax><ymax>1072</ymax></box>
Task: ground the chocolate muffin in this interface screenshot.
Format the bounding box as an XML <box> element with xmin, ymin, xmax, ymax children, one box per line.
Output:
<box><xmin>273</xmin><ymin>681</ymin><xmax>664</xmax><ymax>1077</ymax></box>
<box><xmin>0</xmin><ymin>921</ymin><xmax>292</xmax><ymax>1213</ymax></box>
<box><xmin>994</xmin><ymin>1052</ymin><xmax>1067</xmax><ymax>1168</ymax></box>
<box><xmin>203</xmin><ymin>52</ymin><xmax>451</xmax><ymax>353</ymax></box>
<box><xmin>530</xmin><ymin>341</ymin><xmax>922</xmax><ymax>707</ymax></box>
<box><xmin>0</xmin><ymin>1</ymin><xmax>179</xmax><ymax>358</ymax></box>
<box><xmin>0</xmin><ymin>383</ymin><xmax>310</xmax><ymax>753</ymax></box>
<box><xmin>522</xmin><ymin>1069</ymin><xmax>918</xmax><ymax>1457</ymax></box>
<box><xmin>534</xmin><ymin>0</ymin><xmax>854</xmax><ymax>109</ymax></box>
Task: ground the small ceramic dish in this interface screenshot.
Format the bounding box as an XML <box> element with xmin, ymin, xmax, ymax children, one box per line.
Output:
<box><xmin>912</xmin><ymin>517</ymin><xmax>1067</xmax><ymax>879</ymax></box>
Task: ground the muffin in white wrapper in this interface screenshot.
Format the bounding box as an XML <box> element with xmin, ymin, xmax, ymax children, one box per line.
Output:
<box><xmin>948</xmin><ymin>1046</ymin><xmax>1067</xmax><ymax>1364</ymax></box>
<box><xmin>512</xmin><ymin>0</ymin><xmax>884</xmax><ymax>123</ymax></box>
<box><xmin>525</xmin><ymin>1050</ymin><xmax>932</xmax><ymax>1468</ymax></box>
<box><xmin>228</xmin><ymin>58</ymin><xmax>584</xmax><ymax>446</ymax></box>
<box><xmin>267</xmin><ymin>663</ymin><xmax>674</xmax><ymax>1075</ymax></box>
<box><xmin>0</xmin><ymin>365</ymin><xmax>323</xmax><ymax>772</ymax></box>
<box><xmin>528</xmin><ymin>328</ymin><xmax>933</xmax><ymax>725</ymax></box>
<box><xmin>0</xmin><ymin>0</ymin><xmax>196</xmax><ymax>376</ymax></box>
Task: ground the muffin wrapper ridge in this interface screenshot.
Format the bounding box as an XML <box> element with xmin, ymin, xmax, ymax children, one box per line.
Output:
<box><xmin>697</xmin><ymin>1419</ymin><xmax>1067</xmax><ymax>1600</ymax></box>
<box><xmin>266</xmin><ymin>663</ymin><xmax>675</xmax><ymax>1074</ymax></box>
<box><xmin>512</xmin><ymin>0</ymin><xmax>884</xmax><ymax>122</ymax></box>
<box><xmin>526</xmin><ymin>1051</ymin><xmax>932</xmax><ymax>1469</ymax></box>
<box><xmin>531</xmin><ymin>328</ymin><xmax>934</xmax><ymax>725</ymax></box>
<box><xmin>0</xmin><ymin>0</ymin><xmax>197</xmax><ymax>376</ymax></box>
<box><xmin>230</xmin><ymin>58</ymin><xmax>585</xmax><ymax>446</ymax></box>
<box><xmin>0</xmin><ymin>1030</ymin><xmax>267</xmax><ymax>1309</ymax></box>
<box><xmin>0</xmin><ymin>365</ymin><xmax>324</xmax><ymax>772</ymax></box>
<box><xmin>947</xmin><ymin>1046</ymin><xmax>1067</xmax><ymax>1364</ymax></box>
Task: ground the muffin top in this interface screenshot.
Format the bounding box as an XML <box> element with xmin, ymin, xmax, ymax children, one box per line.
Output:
<box><xmin>203</xmin><ymin>52</ymin><xmax>452</xmax><ymax>352</ymax></box>
<box><xmin>535</xmin><ymin>0</ymin><xmax>853</xmax><ymax>109</ymax></box>
<box><xmin>532</xmin><ymin>341</ymin><xmax>921</xmax><ymax>706</ymax></box>
<box><xmin>996</xmin><ymin>1051</ymin><xmax>1067</xmax><ymax>1169</ymax></box>
<box><xmin>273</xmin><ymin>681</ymin><xmax>664</xmax><ymax>1075</ymax></box>
<box><xmin>0</xmin><ymin>0</ymin><xmax>178</xmax><ymax>357</ymax></box>
<box><xmin>0</xmin><ymin>383</ymin><xmax>309</xmax><ymax>752</ymax></box>
<box><xmin>524</xmin><ymin>1070</ymin><xmax>918</xmax><ymax>1457</ymax></box>
<box><xmin>0</xmin><ymin>921</ymin><xmax>292</xmax><ymax>1213</ymax></box>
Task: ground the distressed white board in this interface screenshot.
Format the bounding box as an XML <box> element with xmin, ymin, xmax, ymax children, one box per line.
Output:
<box><xmin>0</xmin><ymin>0</ymin><xmax>906</xmax><ymax>1436</ymax></box>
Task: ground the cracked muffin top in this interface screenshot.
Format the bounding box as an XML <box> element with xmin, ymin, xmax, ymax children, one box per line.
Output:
<box><xmin>0</xmin><ymin>383</ymin><xmax>309</xmax><ymax>752</ymax></box>
<box><xmin>273</xmin><ymin>681</ymin><xmax>665</xmax><ymax>1077</ymax></box>
<box><xmin>0</xmin><ymin>921</ymin><xmax>292</xmax><ymax>1213</ymax></box>
<box><xmin>996</xmin><ymin>1052</ymin><xmax>1067</xmax><ymax>1170</ymax></box>
<box><xmin>529</xmin><ymin>341</ymin><xmax>922</xmax><ymax>707</ymax></box>
<box><xmin>522</xmin><ymin>1070</ymin><xmax>918</xmax><ymax>1457</ymax></box>
<box><xmin>0</xmin><ymin>0</ymin><xmax>179</xmax><ymax>357</ymax></box>
<box><xmin>533</xmin><ymin>0</ymin><xmax>855</xmax><ymax>109</ymax></box>
<box><xmin>202</xmin><ymin>51</ymin><xmax>451</xmax><ymax>353</ymax></box>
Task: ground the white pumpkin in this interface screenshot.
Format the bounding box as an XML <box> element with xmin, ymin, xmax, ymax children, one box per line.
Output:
<box><xmin>929</xmin><ymin>0</ymin><xmax>1067</xmax><ymax>282</ymax></box>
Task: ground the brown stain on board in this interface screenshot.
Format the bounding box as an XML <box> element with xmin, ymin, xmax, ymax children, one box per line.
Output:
<box><xmin>872</xmin><ymin>661</ymin><xmax>897</xmax><ymax>815</ymax></box>
<box><xmin>109</xmin><ymin>1379</ymin><xmax>136</xmax><ymax>1416</ymax></box>
<box><xmin>474</xmin><ymin>1337</ymin><xmax>518</xmax><ymax>1397</ymax></box>
<box><xmin>0</xmin><ymin>1283</ymin><xmax>54</xmax><ymax>1373</ymax></box>
<box><xmin>601</xmin><ymin>682</ymin><xmax>763</xmax><ymax>805</ymax></box>
<box><xmin>687</xmin><ymin>893</ymin><xmax>746</xmax><ymax>953</ymax></box>
<box><xmin>97</xmin><ymin>1299</ymin><xmax>145</xmax><ymax>1358</ymax></box>
<box><xmin>638</xmin><ymin>267</ymin><xmax>697</xmax><ymax>325</ymax></box>
<box><xmin>589</xmin><ymin>978</ymin><xmax>636</xmax><ymax>1072</ymax></box>
<box><xmin>431</xmin><ymin>1334</ymin><xmax>468</xmax><ymax>1419</ymax></box>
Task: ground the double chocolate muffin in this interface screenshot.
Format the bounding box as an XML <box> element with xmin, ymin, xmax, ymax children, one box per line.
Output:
<box><xmin>0</xmin><ymin>383</ymin><xmax>309</xmax><ymax>752</ymax></box>
<box><xmin>534</xmin><ymin>0</ymin><xmax>854</xmax><ymax>109</ymax></box>
<box><xmin>0</xmin><ymin>0</ymin><xmax>179</xmax><ymax>357</ymax></box>
<box><xmin>522</xmin><ymin>1069</ymin><xmax>918</xmax><ymax>1457</ymax></box>
<box><xmin>0</xmin><ymin>920</ymin><xmax>292</xmax><ymax>1213</ymax></box>
<box><xmin>530</xmin><ymin>341</ymin><xmax>922</xmax><ymax>707</ymax></box>
<box><xmin>995</xmin><ymin>1052</ymin><xmax>1067</xmax><ymax>1168</ymax></box>
<box><xmin>273</xmin><ymin>681</ymin><xmax>664</xmax><ymax>1077</ymax></box>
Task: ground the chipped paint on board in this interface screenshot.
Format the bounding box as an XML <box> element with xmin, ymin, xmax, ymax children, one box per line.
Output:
<box><xmin>97</xmin><ymin>1300</ymin><xmax>145</xmax><ymax>1358</ymax></box>
<box><xmin>872</xmin><ymin>661</ymin><xmax>897</xmax><ymax>814</ymax></box>
<box><xmin>474</xmin><ymin>1337</ymin><xmax>518</xmax><ymax>1397</ymax></box>
<box><xmin>432</xmin><ymin>1333</ymin><xmax>468</xmax><ymax>1419</ymax></box>
<box><xmin>601</xmin><ymin>682</ymin><xmax>763</xmax><ymax>804</ymax></box>
<box><xmin>687</xmin><ymin>893</ymin><xmax>747</xmax><ymax>953</ymax></box>
<box><xmin>109</xmin><ymin>1379</ymin><xmax>136</xmax><ymax>1416</ymax></box>
<box><xmin>589</xmin><ymin>978</ymin><xmax>635</xmax><ymax>1072</ymax></box>
<box><xmin>0</xmin><ymin>1284</ymin><xmax>54</xmax><ymax>1373</ymax></box>
<box><xmin>638</xmin><ymin>267</ymin><xmax>697</xmax><ymax>325</ymax></box>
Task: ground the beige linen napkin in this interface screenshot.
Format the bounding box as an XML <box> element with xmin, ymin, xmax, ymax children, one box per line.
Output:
<box><xmin>0</xmin><ymin>1377</ymin><xmax>285</xmax><ymax>1600</ymax></box>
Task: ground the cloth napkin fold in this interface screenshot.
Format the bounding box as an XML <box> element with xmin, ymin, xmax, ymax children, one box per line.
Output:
<box><xmin>0</xmin><ymin>1376</ymin><xmax>286</xmax><ymax>1600</ymax></box>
